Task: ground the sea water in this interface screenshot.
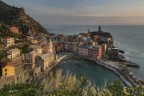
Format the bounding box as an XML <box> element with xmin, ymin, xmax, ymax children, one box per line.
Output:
<box><xmin>45</xmin><ymin>25</ymin><xmax>144</xmax><ymax>85</ymax></box>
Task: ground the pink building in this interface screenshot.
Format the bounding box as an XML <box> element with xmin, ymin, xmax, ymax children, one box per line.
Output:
<box><xmin>88</xmin><ymin>45</ymin><xmax>102</xmax><ymax>61</ymax></box>
<box><xmin>10</xmin><ymin>26</ymin><xmax>19</xmax><ymax>33</ymax></box>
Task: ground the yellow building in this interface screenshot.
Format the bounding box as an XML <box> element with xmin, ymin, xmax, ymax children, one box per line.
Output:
<box><xmin>31</xmin><ymin>39</ymin><xmax>38</xmax><ymax>44</ymax></box>
<box><xmin>2</xmin><ymin>62</ymin><xmax>15</xmax><ymax>76</ymax></box>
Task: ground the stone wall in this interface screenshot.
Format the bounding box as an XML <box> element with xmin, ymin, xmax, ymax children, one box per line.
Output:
<box><xmin>0</xmin><ymin>76</ymin><xmax>15</xmax><ymax>89</ymax></box>
<box><xmin>12</xmin><ymin>56</ymin><xmax>24</xmax><ymax>77</ymax></box>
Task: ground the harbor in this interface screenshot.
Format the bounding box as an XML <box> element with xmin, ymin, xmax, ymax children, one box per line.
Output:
<box><xmin>77</xmin><ymin>54</ymin><xmax>143</xmax><ymax>87</ymax></box>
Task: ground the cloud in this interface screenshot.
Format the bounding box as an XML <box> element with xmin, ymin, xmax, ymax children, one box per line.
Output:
<box><xmin>4</xmin><ymin>0</ymin><xmax>144</xmax><ymax>25</ymax></box>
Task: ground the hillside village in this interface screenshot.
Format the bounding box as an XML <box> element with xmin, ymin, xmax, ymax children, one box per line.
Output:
<box><xmin>0</xmin><ymin>20</ymin><xmax>123</xmax><ymax>87</ymax></box>
<box><xmin>1</xmin><ymin>22</ymin><xmax>144</xmax><ymax>88</ymax></box>
<box><xmin>0</xmin><ymin>0</ymin><xmax>144</xmax><ymax>89</ymax></box>
<box><xmin>0</xmin><ymin>22</ymin><xmax>57</xmax><ymax>87</ymax></box>
<box><xmin>52</xmin><ymin>26</ymin><xmax>118</xmax><ymax>61</ymax></box>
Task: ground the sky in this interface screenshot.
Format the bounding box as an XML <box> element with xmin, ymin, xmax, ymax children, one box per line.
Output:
<box><xmin>3</xmin><ymin>0</ymin><xmax>144</xmax><ymax>25</ymax></box>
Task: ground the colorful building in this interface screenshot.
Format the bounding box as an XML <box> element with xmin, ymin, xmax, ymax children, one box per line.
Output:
<box><xmin>6</xmin><ymin>48</ymin><xmax>20</xmax><ymax>59</ymax></box>
<box><xmin>57</xmin><ymin>43</ymin><xmax>65</xmax><ymax>53</ymax></box>
<box><xmin>2</xmin><ymin>62</ymin><xmax>15</xmax><ymax>76</ymax></box>
<box><xmin>64</xmin><ymin>43</ymin><xmax>69</xmax><ymax>51</ymax></box>
<box><xmin>31</xmin><ymin>39</ymin><xmax>38</xmax><ymax>44</ymax></box>
<box><xmin>79</xmin><ymin>45</ymin><xmax>89</xmax><ymax>57</ymax></box>
<box><xmin>100</xmin><ymin>37</ymin><xmax>113</xmax><ymax>47</ymax></box>
<box><xmin>88</xmin><ymin>45</ymin><xmax>102</xmax><ymax>61</ymax></box>
<box><xmin>24</xmin><ymin>47</ymin><xmax>42</xmax><ymax>68</ymax></box>
<box><xmin>35</xmin><ymin>52</ymin><xmax>55</xmax><ymax>71</ymax></box>
<box><xmin>48</xmin><ymin>40</ymin><xmax>54</xmax><ymax>53</ymax></box>
<box><xmin>9</xmin><ymin>26</ymin><xmax>19</xmax><ymax>34</ymax></box>
<box><xmin>110</xmin><ymin>48</ymin><xmax>119</xmax><ymax>60</ymax></box>
<box><xmin>101</xmin><ymin>44</ymin><xmax>107</xmax><ymax>55</ymax></box>
<box><xmin>1</xmin><ymin>37</ymin><xmax>15</xmax><ymax>47</ymax></box>
<box><xmin>42</xmin><ymin>44</ymin><xmax>49</xmax><ymax>53</ymax></box>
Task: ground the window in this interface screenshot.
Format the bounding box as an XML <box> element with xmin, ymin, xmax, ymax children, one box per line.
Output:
<box><xmin>5</xmin><ymin>73</ymin><xmax>7</xmax><ymax>76</ymax></box>
<box><xmin>5</xmin><ymin>69</ymin><xmax>7</xmax><ymax>72</ymax></box>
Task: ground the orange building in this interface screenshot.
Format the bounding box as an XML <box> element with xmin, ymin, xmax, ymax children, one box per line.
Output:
<box><xmin>88</xmin><ymin>45</ymin><xmax>102</xmax><ymax>61</ymax></box>
<box><xmin>2</xmin><ymin>62</ymin><xmax>15</xmax><ymax>76</ymax></box>
<box><xmin>10</xmin><ymin>26</ymin><xmax>19</xmax><ymax>33</ymax></box>
<box><xmin>42</xmin><ymin>44</ymin><xmax>48</xmax><ymax>53</ymax></box>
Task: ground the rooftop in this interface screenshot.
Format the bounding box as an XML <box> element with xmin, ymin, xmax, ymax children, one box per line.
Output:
<box><xmin>7</xmin><ymin>48</ymin><xmax>20</xmax><ymax>52</ymax></box>
<box><xmin>2</xmin><ymin>62</ymin><xmax>15</xmax><ymax>68</ymax></box>
<box><xmin>112</xmin><ymin>48</ymin><xmax>119</xmax><ymax>50</ymax></box>
<box><xmin>89</xmin><ymin>45</ymin><xmax>102</xmax><ymax>49</ymax></box>
<box><xmin>80</xmin><ymin>44</ymin><xmax>89</xmax><ymax>49</ymax></box>
<box><xmin>40</xmin><ymin>52</ymin><xmax>53</xmax><ymax>60</ymax></box>
<box><xmin>2</xmin><ymin>37</ymin><xmax>14</xmax><ymax>39</ymax></box>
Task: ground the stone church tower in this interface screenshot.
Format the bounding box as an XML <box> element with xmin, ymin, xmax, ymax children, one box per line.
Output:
<box><xmin>49</xmin><ymin>39</ymin><xmax>53</xmax><ymax>53</ymax></box>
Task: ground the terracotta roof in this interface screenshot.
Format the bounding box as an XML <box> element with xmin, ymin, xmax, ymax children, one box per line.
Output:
<box><xmin>3</xmin><ymin>37</ymin><xmax>14</xmax><ymax>39</ymax></box>
<box><xmin>40</xmin><ymin>52</ymin><xmax>53</xmax><ymax>60</ymax></box>
<box><xmin>7</xmin><ymin>48</ymin><xmax>20</xmax><ymax>52</ymax></box>
<box><xmin>2</xmin><ymin>62</ymin><xmax>15</xmax><ymax>68</ymax></box>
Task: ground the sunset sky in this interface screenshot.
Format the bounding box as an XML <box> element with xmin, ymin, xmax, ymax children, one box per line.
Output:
<box><xmin>4</xmin><ymin>0</ymin><xmax>144</xmax><ymax>25</ymax></box>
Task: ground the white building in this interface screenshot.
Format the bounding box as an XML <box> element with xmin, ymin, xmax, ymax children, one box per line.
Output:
<box><xmin>6</xmin><ymin>48</ymin><xmax>20</xmax><ymax>59</ymax></box>
<box><xmin>1</xmin><ymin>37</ymin><xmax>15</xmax><ymax>47</ymax></box>
<box><xmin>35</xmin><ymin>52</ymin><xmax>55</xmax><ymax>71</ymax></box>
<box><xmin>48</xmin><ymin>39</ymin><xmax>54</xmax><ymax>53</ymax></box>
<box><xmin>24</xmin><ymin>47</ymin><xmax>43</xmax><ymax>68</ymax></box>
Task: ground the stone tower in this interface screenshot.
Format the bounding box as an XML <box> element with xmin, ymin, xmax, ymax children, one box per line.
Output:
<box><xmin>49</xmin><ymin>39</ymin><xmax>53</xmax><ymax>53</ymax></box>
<box><xmin>98</xmin><ymin>26</ymin><xmax>101</xmax><ymax>32</ymax></box>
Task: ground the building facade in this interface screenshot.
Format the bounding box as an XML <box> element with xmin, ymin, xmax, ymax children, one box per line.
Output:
<box><xmin>79</xmin><ymin>46</ymin><xmax>88</xmax><ymax>57</ymax></box>
<box><xmin>88</xmin><ymin>45</ymin><xmax>102</xmax><ymax>61</ymax></box>
<box><xmin>35</xmin><ymin>52</ymin><xmax>55</xmax><ymax>71</ymax></box>
<box><xmin>9</xmin><ymin>26</ymin><xmax>19</xmax><ymax>34</ymax></box>
<box><xmin>1</xmin><ymin>37</ymin><xmax>15</xmax><ymax>47</ymax></box>
<box><xmin>6</xmin><ymin>48</ymin><xmax>20</xmax><ymax>59</ymax></box>
<box><xmin>57</xmin><ymin>43</ymin><xmax>65</xmax><ymax>53</ymax></box>
<box><xmin>101</xmin><ymin>44</ymin><xmax>107</xmax><ymax>55</ymax></box>
<box><xmin>2</xmin><ymin>62</ymin><xmax>15</xmax><ymax>76</ymax></box>
<box><xmin>24</xmin><ymin>47</ymin><xmax>42</xmax><ymax>68</ymax></box>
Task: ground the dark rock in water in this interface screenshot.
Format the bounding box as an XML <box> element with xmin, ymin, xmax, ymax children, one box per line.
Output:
<box><xmin>119</xmin><ymin>50</ymin><xmax>125</xmax><ymax>54</ymax></box>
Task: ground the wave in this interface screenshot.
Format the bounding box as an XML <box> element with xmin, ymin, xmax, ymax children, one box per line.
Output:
<box><xmin>125</xmin><ymin>52</ymin><xmax>130</xmax><ymax>55</ymax></box>
<box><xmin>124</xmin><ymin>56</ymin><xmax>130</xmax><ymax>60</ymax></box>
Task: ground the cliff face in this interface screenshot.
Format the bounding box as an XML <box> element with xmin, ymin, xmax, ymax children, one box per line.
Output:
<box><xmin>0</xmin><ymin>0</ymin><xmax>49</xmax><ymax>35</ymax></box>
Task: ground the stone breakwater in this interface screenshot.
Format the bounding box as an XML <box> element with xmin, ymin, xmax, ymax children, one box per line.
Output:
<box><xmin>77</xmin><ymin>54</ymin><xmax>144</xmax><ymax>87</ymax></box>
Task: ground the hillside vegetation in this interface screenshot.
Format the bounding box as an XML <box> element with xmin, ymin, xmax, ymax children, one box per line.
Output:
<box><xmin>0</xmin><ymin>0</ymin><xmax>49</xmax><ymax>35</ymax></box>
<box><xmin>0</xmin><ymin>70</ymin><xmax>144</xmax><ymax>96</ymax></box>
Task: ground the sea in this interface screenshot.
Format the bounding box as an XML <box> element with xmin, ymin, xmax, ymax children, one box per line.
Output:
<box><xmin>45</xmin><ymin>25</ymin><xmax>144</xmax><ymax>86</ymax></box>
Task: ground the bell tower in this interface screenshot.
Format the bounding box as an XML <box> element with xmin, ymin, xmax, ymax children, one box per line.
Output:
<box><xmin>98</xmin><ymin>26</ymin><xmax>101</xmax><ymax>32</ymax></box>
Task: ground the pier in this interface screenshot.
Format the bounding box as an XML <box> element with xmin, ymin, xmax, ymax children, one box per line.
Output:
<box><xmin>124</xmin><ymin>62</ymin><xmax>140</xmax><ymax>68</ymax></box>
